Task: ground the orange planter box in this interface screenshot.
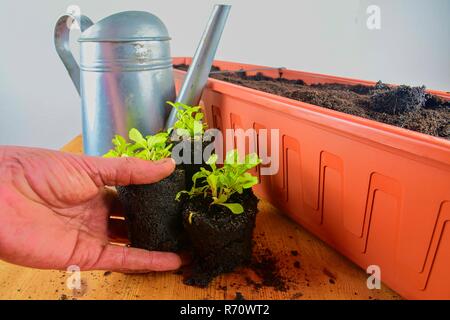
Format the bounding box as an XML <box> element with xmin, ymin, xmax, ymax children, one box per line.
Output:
<box><xmin>173</xmin><ymin>57</ymin><xmax>450</xmax><ymax>300</ymax></box>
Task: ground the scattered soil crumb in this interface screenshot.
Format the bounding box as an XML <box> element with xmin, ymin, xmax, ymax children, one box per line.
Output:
<box><xmin>72</xmin><ymin>279</ymin><xmax>88</xmax><ymax>297</ymax></box>
<box><xmin>250</xmin><ymin>248</ymin><xmax>288</xmax><ymax>292</ymax></box>
<box><xmin>234</xmin><ymin>292</ymin><xmax>246</xmax><ymax>300</ymax></box>
<box><xmin>290</xmin><ymin>250</ymin><xmax>299</xmax><ymax>257</ymax></box>
<box><xmin>59</xmin><ymin>294</ymin><xmax>68</xmax><ymax>300</ymax></box>
<box><xmin>291</xmin><ymin>292</ymin><xmax>303</xmax><ymax>299</ymax></box>
<box><xmin>245</xmin><ymin>277</ymin><xmax>263</xmax><ymax>291</ymax></box>
<box><xmin>293</xmin><ymin>261</ymin><xmax>301</xmax><ymax>269</ymax></box>
<box><xmin>323</xmin><ymin>268</ymin><xmax>337</xmax><ymax>280</ymax></box>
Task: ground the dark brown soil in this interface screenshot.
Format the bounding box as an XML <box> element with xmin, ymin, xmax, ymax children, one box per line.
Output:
<box><xmin>181</xmin><ymin>190</ymin><xmax>259</xmax><ymax>287</ymax></box>
<box><xmin>291</xmin><ymin>292</ymin><xmax>303</xmax><ymax>299</ymax></box>
<box><xmin>234</xmin><ymin>292</ymin><xmax>245</xmax><ymax>300</ymax></box>
<box><xmin>323</xmin><ymin>267</ymin><xmax>337</xmax><ymax>280</ymax></box>
<box><xmin>117</xmin><ymin>168</ymin><xmax>185</xmax><ymax>252</ymax></box>
<box><xmin>250</xmin><ymin>248</ymin><xmax>288</xmax><ymax>292</ymax></box>
<box><xmin>174</xmin><ymin>64</ymin><xmax>449</xmax><ymax>139</ymax></box>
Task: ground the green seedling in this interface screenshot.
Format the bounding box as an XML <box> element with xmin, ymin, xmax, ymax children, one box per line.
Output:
<box><xmin>177</xmin><ymin>150</ymin><xmax>261</xmax><ymax>214</ymax></box>
<box><xmin>167</xmin><ymin>101</ymin><xmax>208</xmax><ymax>139</ymax></box>
<box><xmin>103</xmin><ymin>128</ymin><xmax>172</xmax><ymax>161</ymax></box>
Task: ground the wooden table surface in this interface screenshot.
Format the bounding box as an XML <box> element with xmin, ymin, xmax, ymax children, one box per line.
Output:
<box><xmin>0</xmin><ymin>136</ymin><xmax>402</xmax><ymax>300</ymax></box>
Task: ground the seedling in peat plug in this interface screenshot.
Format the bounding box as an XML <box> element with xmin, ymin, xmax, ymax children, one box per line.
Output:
<box><xmin>103</xmin><ymin>128</ymin><xmax>185</xmax><ymax>252</ymax></box>
<box><xmin>178</xmin><ymin>150</ymin><xmax>261</xmax><ymax>214</ymax></box>
<box><xmin>104</xmin><ymin>128</ymin><xmax>172</xmax><ymax>160</ymax></box>
<box><xmin>168</xmin><ymin>101</ymin><xmax>208</xmax><ymax>139</ymax></box>
<box><xmin>178</xmin><ymin>149</ymin><xmax>261</xmax><ymax>287</ymax></box>
<box><xmin>168</xmin><ymin>101</ymin><xmax>213</xmax><ymax>189</ymax></box>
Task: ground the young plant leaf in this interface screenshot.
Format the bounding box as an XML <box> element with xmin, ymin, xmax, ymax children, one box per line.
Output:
<box><xmin>168</xmin><ymin>101</ymin><xmax>208</xmax><ymax>139</ymax></box>
<box><xmin>206</xmin><ymin>153</ymin><xmax>218</xmax><ymax>171</ymax></box>
<box><xmin>103</xmin><ymin>150</ymin><xmax>119</xmax><ymax>158</ymax></box>
<box><xmin>129</xmin><ymin>128</ymin><xmax>145</xmax><ymax>144</ymax></box>
<box><xmin>219</xmin><ymin>203</ymin><xmax>244</xmax><ymax>214</ymax></box>
<box><xmin>103</xmin><ymin>128</ymin><xmax>172</xmax><ymax>162</ymax></box>
<box><xmin>176</xmin><ymin>149</ymin><xmax>261</xmax><ymax>215</ymax></box>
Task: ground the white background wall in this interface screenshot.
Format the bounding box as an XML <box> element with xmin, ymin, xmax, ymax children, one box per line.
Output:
<box><xmin>0</xmin><ymin>0</ymin><xmax>449</xmax><ymax>149</ymax></box>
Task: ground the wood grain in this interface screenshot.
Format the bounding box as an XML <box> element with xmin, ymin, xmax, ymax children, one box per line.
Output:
<box><xmin>0</xmin><ymin>136</ymin><xmax>402</xmax><ymax>300</ymax></box>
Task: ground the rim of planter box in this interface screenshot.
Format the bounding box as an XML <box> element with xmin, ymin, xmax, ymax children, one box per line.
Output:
<box><xmin>173</xmin><ymin>57</ymin><xmax>450</xmax><ymax>169</ymax></box>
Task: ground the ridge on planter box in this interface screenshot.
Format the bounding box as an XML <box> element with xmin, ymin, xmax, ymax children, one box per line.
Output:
<box><xmin>104</xmin><ymin>128</ymin><xmax>185</xmax><ymax>252</ymax></box>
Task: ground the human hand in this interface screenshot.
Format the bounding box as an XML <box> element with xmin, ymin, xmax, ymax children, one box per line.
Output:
<box><xmin>0</xmin><ymin>146</ymin><xmax>181</xmax><ymax>272</ymax></box>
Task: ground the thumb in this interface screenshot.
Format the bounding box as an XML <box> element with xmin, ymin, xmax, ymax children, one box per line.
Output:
<box><xmin>91</xmin><ymin>244</ymin><xmax>182</xmax><ymax>272</ymax></box>
<box><xmin>83</xmin><ymin>156</ymin><xmax>176</xmax><ymax>187</ymax></box>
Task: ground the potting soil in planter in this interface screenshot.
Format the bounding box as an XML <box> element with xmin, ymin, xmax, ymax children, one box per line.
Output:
<box><xmin>181</xmin><ymin>190</ymin><xmax>259</xmax><ymax>287</ymax></box>
<box><xmin>175</xmin><ymin>64</ymin><xmax>450</xmax><ymax>139</ymax></box>
<box><xmin>117</xmin><ymin>168</ymin><xmax>185</xmax><ymax>252</ymax></box>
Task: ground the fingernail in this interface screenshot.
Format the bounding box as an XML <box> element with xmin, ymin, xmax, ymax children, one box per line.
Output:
<box><xmin>154</xmin><ymin>157</ymin><xmax>175</xmax><ymax>166</ymax></box>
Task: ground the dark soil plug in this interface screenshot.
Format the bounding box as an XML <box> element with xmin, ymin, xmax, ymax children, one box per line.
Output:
<box><xmin>117</xmin><ymin>168</ymin><xmax>185</xmax><ymax>252</ymax></box>
<box><xmin>293</xmin><ymin>261</ymin><xmax>301</xmax><ymax>269</ymax></box>
<box><xmin>290</xmin><ymin>250</ymin><xmax>298</xmax><ymax>257</ymax></box>
<box><xmin>371</xmin><ymin>85</ymin><xmax>427</xmax><ymax>115</ymax></box>
<box><xmin>181</xmin><ymin>190</ymin><xmax>259</xmax><ymax>287</ymax></box>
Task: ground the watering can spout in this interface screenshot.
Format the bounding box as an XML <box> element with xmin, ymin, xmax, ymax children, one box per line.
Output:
<box><xmin>165</xmin><ymin>4</ymin><xmax>231</xmax><ymax>129</ymax></box>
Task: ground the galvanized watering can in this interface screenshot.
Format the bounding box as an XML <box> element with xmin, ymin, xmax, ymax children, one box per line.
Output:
<box><xmin>54</xmin><ymin>11</ymin><xmax>176</xmax><ymax>156</ymax></box>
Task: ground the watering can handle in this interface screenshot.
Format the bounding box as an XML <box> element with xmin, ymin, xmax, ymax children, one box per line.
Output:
<box><xmin>54</xmin><ymin>14</ymin><xmax>93</xmax><ymax>96</ymax></box>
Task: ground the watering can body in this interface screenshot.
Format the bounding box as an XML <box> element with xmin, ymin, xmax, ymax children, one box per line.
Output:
<box><xmin>55</xmin><ymin>11</ymin><xmax>176</xmax><ymax>156</ymax></box>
